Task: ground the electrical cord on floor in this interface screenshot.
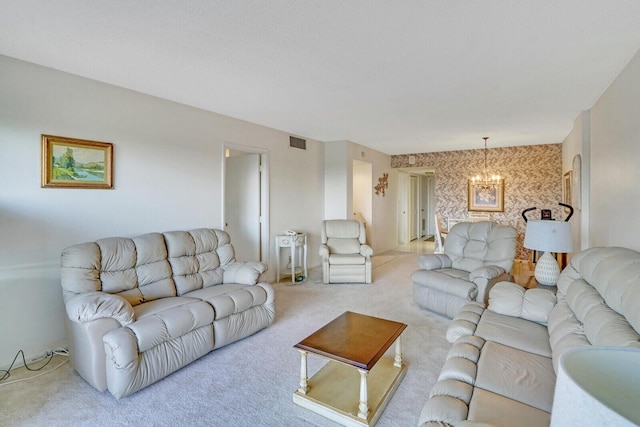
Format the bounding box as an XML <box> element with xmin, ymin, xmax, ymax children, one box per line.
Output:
<box><xmin>0</xmin><ymin>348</ymin><xmax>69</xmax><ymax>386</ymax></box>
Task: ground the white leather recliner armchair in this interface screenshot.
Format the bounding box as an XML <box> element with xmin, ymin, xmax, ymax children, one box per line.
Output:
<box><xmin>412</xmin><ymin>221</ymin><xmax>516</xmax><ymax>318</ymax></box>
<box><xmin>319</xmin><ymin>220</ymin><xmax>373</xmax><ymax>284</ymax></box>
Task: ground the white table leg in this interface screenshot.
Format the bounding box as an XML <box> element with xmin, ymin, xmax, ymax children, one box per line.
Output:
<box><xmin>357</xmin><ymin>368</ymin><xmax>369</xmax><ymax>419</ymax></box>
<box><xmin>297</xmin><ymin>350</ymin><xmax>309</xmax><ymax>394</ymax></box>
<box><xmin>394</xmin><ymin>336</ymin><xmax>403</xmax><ymax>368</ymax></box>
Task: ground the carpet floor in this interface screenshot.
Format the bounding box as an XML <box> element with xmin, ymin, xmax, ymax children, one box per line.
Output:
<box><xmin>0</xmin><ymin>253</ymin><xmax>451</xmax><ymax>427</ymax></box>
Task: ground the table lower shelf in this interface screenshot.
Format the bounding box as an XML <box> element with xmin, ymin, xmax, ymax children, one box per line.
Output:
<box><xmin>293</xmin><ymin>358</ymin><xmax>407</xmax><ymax>427</ymax></box>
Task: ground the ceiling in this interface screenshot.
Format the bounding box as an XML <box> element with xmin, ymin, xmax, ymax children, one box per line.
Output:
<box><xmin>2</xmin><ymin>1</ymin><xmax>640</xmax><ymax>155</ymax></box>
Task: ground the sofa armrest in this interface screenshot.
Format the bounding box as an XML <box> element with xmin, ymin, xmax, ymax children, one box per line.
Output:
<box><xmin>319</xmin><ymin>244</ymin><xmax>329</xmax><ymax>257</ymax></box>
<box><xmin>418</xmin><ymin>253</ymin><xmax>452</xmax><ymax>270</ymax></box>
<box><xmin>223</xmin><ymin>261</ymin><xmax>267</xmax><ymax>285</ymax></box>
<box><xmin>65</xmin><ymin>292</ymin><xmax>134</xmax><ymax>327</ymax></box>
<box><xmin>446</xmin><ymin>302</ymin><xmax>485</xmax><ymax>343</ymax></box>
<box><xmin>360</xmin><ymin>244</ymin><xmax>373</xmax><ymax>257</ymax></box>
<box><xmin>469</xmin><ymin>265</ymin><xmax>505</xmax><ymax>281</ymax></box>
<box><xmin>488</xmin><ymin>282</ymin><xmax>557</xmax><ymax>324</ymax></box>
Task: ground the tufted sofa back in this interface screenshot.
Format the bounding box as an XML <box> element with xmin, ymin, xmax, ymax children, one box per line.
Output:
<box><xmin>548</xmin><ymin>246</ymin><xmax>640</xmax><ymax>371</ymax></box>
<box><xmin>61</xmin><ymin>229</ymin><xmax>235</xmax><ymax>306</ymax></box>
<box><xmin>321</xmin><ymin>220</ymin><xmax>366</xmax><ymax>255</ymax></box>
<box><xmin>443</xmin><ymin>221</ymin><xmax>516</xmax><ymax>273</ymax></box>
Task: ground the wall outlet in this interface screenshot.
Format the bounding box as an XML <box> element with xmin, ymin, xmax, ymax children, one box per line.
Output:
<box><xmin>30</xmin><ymin>349</ymin><xmax>53</xmax><ymax>362</ymax></box>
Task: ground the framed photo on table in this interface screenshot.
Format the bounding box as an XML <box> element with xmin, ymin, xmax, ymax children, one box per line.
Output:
<box><xmin>41</xmin><ymin>134</ymin><xmax>113</xmax><ymax>189</ymax></box>
<box><xmin>467</xmin><ymin>179</ymin><xmax>504</xmax><ymax>212</ymax></box>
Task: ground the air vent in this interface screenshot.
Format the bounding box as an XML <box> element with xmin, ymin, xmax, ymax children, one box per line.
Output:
<box><xmin>289</xmin><ymin>136</ymin><xmax>306</xmax><ymax>150</ymax></box>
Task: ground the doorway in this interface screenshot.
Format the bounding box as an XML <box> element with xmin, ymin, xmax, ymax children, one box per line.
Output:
<box><xmin>223</xmin><ymin>144</ymin><xmax>269</xmax><ymax>262</ymax></box>
<box><xmin>352</xmin><ymin>160</ymin><xmax>372</xmax><ymax>242</ymax></box>
<box><xmin>397</xmin><ymin>168</ymin><xmax>435</xmax><ymax>245</ymax></box>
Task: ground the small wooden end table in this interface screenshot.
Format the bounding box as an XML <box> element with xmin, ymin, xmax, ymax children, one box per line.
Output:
<box><xmin>293</xmin><ymin>311</ymin><xmax>407</xmax><ymax>427</ymax></box>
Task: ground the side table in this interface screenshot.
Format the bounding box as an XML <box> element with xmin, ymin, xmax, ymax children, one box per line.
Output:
<box><xmin>275</xmin><ymin>233</ymin><xmax>308</xmax><ymax>284</ymax></box>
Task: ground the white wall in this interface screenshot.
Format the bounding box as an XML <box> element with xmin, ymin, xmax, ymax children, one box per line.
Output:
<box><xmin>561</xmin><ymin>111</ymin><xmax>589</xmax><ymax>254</ymax></box>
<box><xmin>0</xmin><ymin>55</ymin><xmax>324</xmax><ymax>368</ymax></box>
<box><xmin>352</xmin><ymin>160</ymin><xmax>372</xmax><ymax>226</ymax></box>
<box><xmin>588</xmin><ymin>48</ymin><xmax>640</xmax><ymax>249</ymax></box>
<box><xmin>562</xmin><ymin>52</ymin><xmax>640</xmax><ymax>250</ymax></box>
<box><xmin>323</xmin><ymin>141</ymin><xmax>348</xmax><ymax>219</ymax></box>
<box><xmin>345</xmin><ymin>142</ymin><xmax>398</xmax><ymax>254</ymax></box>
<box><xmin>562</xmin><ymin>48</ymin><xmax>640</xmax><ymax>251</ymax></box>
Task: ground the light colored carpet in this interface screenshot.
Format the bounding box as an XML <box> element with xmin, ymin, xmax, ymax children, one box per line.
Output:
<box><xmin>0</xmin><ymin>253</ymin><xmax>450</xmax><ymax>427</ymax></box>
<box><xmin>371</xmin><ymin>255</ymin><xmax>398</xmax><ymax>269</ymax></box>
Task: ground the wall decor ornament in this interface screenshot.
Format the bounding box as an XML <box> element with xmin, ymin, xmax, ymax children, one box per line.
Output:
<box><xmin>41</xmin><ymin>134</ymin><xmax>113</xmax><ymax>189</ymax></box>
<box><xmin>374</xmin><ymin>173</ymin><xmax>389</xmax><ymax>196</ymax></box>
<box><xmin>468</xmin><ymin>178</ymin><xmax>504</xmax><ymax>212</ymax></box>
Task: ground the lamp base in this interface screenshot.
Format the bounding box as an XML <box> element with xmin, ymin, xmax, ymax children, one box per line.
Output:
<box><xmin>534</xmin><ymin>251</ymin><xmax>561</xmax><ymax>286</ymax></box>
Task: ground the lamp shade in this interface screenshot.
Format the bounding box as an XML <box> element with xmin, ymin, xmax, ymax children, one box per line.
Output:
<box><xmin>523</xmin><ymin>220</ymin><xmax>573</xmax><ymax>253</ymax></box>
<box><xmin>551</xmin><ymin>347</ymin><xmax>640</xmax><ymax>426</ymax></box>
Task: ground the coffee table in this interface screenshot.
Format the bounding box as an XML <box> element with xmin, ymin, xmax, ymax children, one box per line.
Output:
<box><xmin>293</xmin><ymin>311</ymin><xmax>408</xmax><ymax>427</ymax></box>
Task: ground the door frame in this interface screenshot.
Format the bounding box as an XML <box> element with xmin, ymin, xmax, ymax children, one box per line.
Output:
<box><xmin>397</xmin><ymin>167</ymin><xmax>435</xmax><ymax>244</ymax></box>
<box><xmin>222</xmin><ymin>143</ymin><xmax>270</xmax><ymax>262</ymax></box>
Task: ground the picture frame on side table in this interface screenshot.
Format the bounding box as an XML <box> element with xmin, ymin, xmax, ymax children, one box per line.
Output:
<box><xmin>467</xmin><ymin>179</ymin><xmax>504</xmax><ymax>212</ymax></box>
<box><xmin>41</xmin><ymin>134</ymin><xmax>113</xmax><ymax>189</ymax></box>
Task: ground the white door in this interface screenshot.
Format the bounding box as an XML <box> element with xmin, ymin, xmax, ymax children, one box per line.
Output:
<box><xmin>420</xmin><ymin>175</ymin><xmax>429</xmax><ymax>237</ymax></box>
<box><xmin>410</xmin><ymin>175</ymin><xmax>418</xmax><ymax>240</ymax></box>
<box><xmin>397</xmin><ymin>172</ymin><xmax>409</xmax><ymax>244</ymax></box>
<box><xmin>225</xmin><ymin>153</ymin><xmax>261</xmax><ymax>261</ymax></box>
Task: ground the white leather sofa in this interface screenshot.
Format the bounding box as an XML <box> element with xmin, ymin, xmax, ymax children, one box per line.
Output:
<box><xmin>61</xmin><ymin>228</ymin><xmax>275</xmax><ymax>399</ymax></box>
<box><xmin>419</xmin><ymin>246</ymin><xmax>640</xmax><ymax>426</ymax></box>
<box><xmin>412</xmin><ymin>221</ymin><xmax>517</xmax><ymax>318</ymax></box>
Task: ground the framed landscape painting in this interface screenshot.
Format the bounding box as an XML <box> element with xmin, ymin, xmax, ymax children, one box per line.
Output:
<box><xmin>467</xmin><ymin>179</ymin><xmax>504</xmax><ymax>212</ymax></box>
<box><xmin>41</xmin><ymin>135</ymin><xmax>113</xmax><ymax>189</ymax></box>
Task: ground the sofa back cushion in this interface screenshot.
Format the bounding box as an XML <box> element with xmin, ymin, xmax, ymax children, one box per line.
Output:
<box><xmin>61</xmin><ymin>228</ymin><xmax>236</xmax><ymax>305</ymax></box>
<box><xmin>322</xmin><ymin>220</ymin><xmax>366</xmax><ymax>254</ymax></box>
<box><xmin>548</xmin><ymin>247</ymin><xmax>640</xmax><ymax>372</ymax></box>
<box><xmin>444</xmin><ymin>221</ymin><xmax>517</xmax><ymax>273</ymax></box>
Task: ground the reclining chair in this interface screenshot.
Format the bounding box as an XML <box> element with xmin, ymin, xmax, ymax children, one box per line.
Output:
<box><xmin>412</xmin><ymin>221</ymin><xmax>516</xmax><ymax>318</ymax></box>
<box><xmin>319</xmin><ymin>220</ymin><xmax>373</xmax><ymax>284</ymax></box>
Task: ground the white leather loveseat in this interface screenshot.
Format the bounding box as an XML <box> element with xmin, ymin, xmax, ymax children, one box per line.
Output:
<box><xmin>419</xmin><ymin>246</ymin><xmax>640</xmax><ymax>426</ymax></box>
<box><xmin>61</xmin><ymin>228</ymin><xmax>275</xmax><ymax>399</ymax></box>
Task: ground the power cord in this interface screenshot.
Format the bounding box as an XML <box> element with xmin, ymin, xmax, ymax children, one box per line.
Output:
<box><xmin>0</xmin><ymin>348</ymin><xmax>69</xmax><ymax>386</ymax></box>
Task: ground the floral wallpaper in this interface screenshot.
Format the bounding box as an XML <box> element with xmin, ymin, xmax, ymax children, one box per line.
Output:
<box><xmin>392</xmin><ymin>144</ymin><xmax>563</xmax><ymax>259</ymax></box>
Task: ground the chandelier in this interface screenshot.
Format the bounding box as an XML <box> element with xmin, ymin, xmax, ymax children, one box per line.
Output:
<box><xmin>470</xmin><ymin>137</ymin><xmax>501</xmax><ymax>189</ymax></box>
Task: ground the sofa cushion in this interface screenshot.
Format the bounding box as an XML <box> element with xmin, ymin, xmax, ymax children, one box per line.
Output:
<box><xmin>126</xmin><ymin>301</ymin><xmax>214</xmax><ymax>352</ymax></box>
<box><xmin>133</xmin><ymin>296</ymin><xmax>200</xmax><ymax>319</ymax></box>
<box><xmin>475</xmin><ymin>341</ymin><xmax>555</xmax><ymax>412</ymax></box>
<box><xmin>186</xmin><ymin>284</ymin><xmax>272</xmax><ymax>320</ymax></box>
<box><xmin>488</xmin><ymin>283</ymin><xmax>556</xmax><ymax>324</ymax></box>
<box><xmin>328</xmin><ymin>253</ymin><xmax>366</xmax><ymax>265</ymax></box>
<box><xmin>474</xmin><ymin>310</ymin><xmax>552</xmax><ymax>357</ymax></box>
<box><xmin>467</xmin><ymin>388</ymin><xmax>551</xmax><ymax>427</ymax></box>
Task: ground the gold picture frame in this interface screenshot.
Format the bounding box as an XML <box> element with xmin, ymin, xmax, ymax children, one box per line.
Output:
<box><xmin>467</xmin><ymin>179</ymin><xmax>504</xmax><ymax>212</ymax></box>
<box><xmin>41</xmin><ymin>134</ymin><xmax>113</xmax><ymax>189</ymax></box>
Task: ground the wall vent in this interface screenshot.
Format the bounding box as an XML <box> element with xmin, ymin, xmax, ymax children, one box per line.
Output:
<box><xmin>289</xmin><ymin>136</ymin><xmax>306</xmax><ymax>150</ymax></box>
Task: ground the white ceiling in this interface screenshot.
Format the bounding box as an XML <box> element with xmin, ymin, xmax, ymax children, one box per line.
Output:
<box><xmin>1</xmin><ymin>1</ymin><xmax>640</xmax><ymax>155</ymax></box>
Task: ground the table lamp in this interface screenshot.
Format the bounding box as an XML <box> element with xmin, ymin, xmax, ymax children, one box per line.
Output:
<box><xmin>551</xmin><ymin>347</ymin><xmax>640</xmax><ymax>426</ymax></box>
<box><xmin>523</xmin><ymin>220</ymin><xmax>573</xmax><ymax>286</ymax></box>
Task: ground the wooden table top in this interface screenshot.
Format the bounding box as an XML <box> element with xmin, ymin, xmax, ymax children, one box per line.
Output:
<box><xmin>294</xmin><ymin>311</ymin><xmax>407</xmax><ymax>371</ymax></box>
